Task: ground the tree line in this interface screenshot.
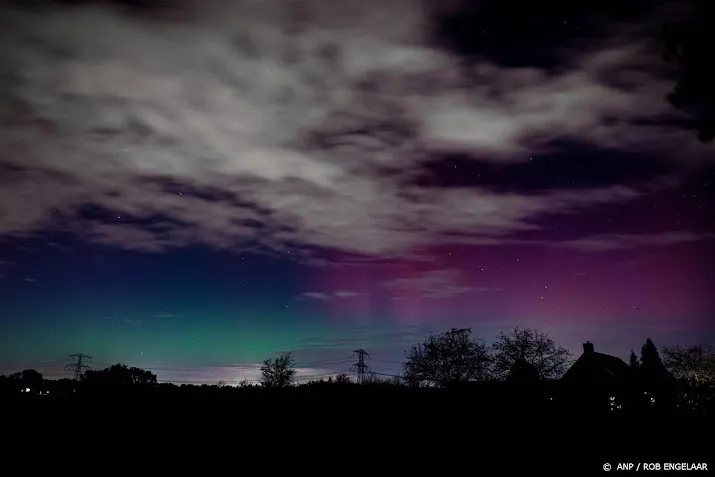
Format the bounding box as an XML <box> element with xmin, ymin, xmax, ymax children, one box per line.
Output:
<box><xmin>1</xmin><ymin>327</ymin><xmax>713</xmax><ymax>415</ymax></box>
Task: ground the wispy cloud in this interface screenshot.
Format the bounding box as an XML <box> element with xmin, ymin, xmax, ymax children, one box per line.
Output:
<box><xmin>333</xmin><ymin>290</ymin><xmax>361</xmax><ymax>298</ymax></box>
<box><xmin>46</xmin><ymin>241</ymin><xmax>71</xmax><ymax>251</ymax></box>
<box><xmin>380</xmin><ymin>268</ymin><xmax>475</xmax><ymax>299</ymax></box>
<box><xmin>23</xmin><ymin>277</ymin><xmax>38</xmax><ymax>283</ymax></box>
<box><xmin>154</xmin><ymin>312</ymin><xmax>177</xmax><ymax>319</ymax></box>
<box><xmin>474</xmin><ymin>287</ymin><xmax>504</xmax><ymax>293</ymax></box>
<box><xmin>289</xmin><ymin>325</ymin><xmax>431</xmax><ymax>350</ymax></box>
<box><xmin>300</xmin><ymin>290</ymin><xmax>364</xmax><ymax>300</ymax></box>
<box><xmin>147</xmin><ymin>363</ymin><xmax>342</xmax><ymax>386</ymax></box>
<box><xmin>300</xmin><ymin>292</ymin><xmax>332</xmax><ymax>301</ymax></box>
<box><xmin>552</xmin><ymin>232</ymin><xmax>715</xmax><ymax>252</ymax></box>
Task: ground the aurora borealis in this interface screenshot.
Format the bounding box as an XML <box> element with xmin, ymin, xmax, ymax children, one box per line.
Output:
<box><xmin>0</xmin><ymin>0</ymin><xmax>713</xmax><ymax>385</ymax></box>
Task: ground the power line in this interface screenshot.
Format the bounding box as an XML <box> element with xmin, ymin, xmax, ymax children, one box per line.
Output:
<box><xmin>295</xmin><ymin>357</ymin><xmax>354</xmax><ymax>367</ymax></box>
<box><xmin>372</xmin><ymin>372</ymin><xmax>404</xmax><ymax>379</ymax></box>
<box><xmin>370</xmin><ymin>357</ymin><xmax>405</xmax><ymax>364</ymax></box>
<box><xmin>88</xmin><ymin>356</ymin><xmax>354</xmax><ymax>371</ymax></box>
<box><xmin>2</xmin><ymin>359</ymin><xmax>74</xmax><ymax>370</ymax></box>
<box><xmin>157</xmin><ymin>378</ymin><xmax>261</xmax><ymax>385</ymax></box>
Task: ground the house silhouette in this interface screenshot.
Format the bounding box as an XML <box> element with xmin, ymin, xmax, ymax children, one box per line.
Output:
<box><xmin>562</xmin><ymin>342</ymin><xmax>631</xmax><ymax>386</ymax></box>
<box><xmin>560</xmin><ymin>342</ymin><xmax>634</xmax><ymax>411</ymax></box>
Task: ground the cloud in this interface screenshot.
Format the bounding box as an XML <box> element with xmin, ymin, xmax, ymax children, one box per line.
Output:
<box><xmin>23</xmin><ymin>277</ymin><xmax>38</xmax><ymax>283</ymax></box>
<box><xmin>149</xmin><ymin>363</ymin><xmax>342</xmax><ymax>385</ymax></box>
<box><xmin>289</xmin><ymin>325</ymin><xmax>431</xmax><ymax>350</ymax></box>
<box><xmin>380</xmin><ymin>268</ymin><xmax>474</xmax><ymax>298</ymax></box>
<box><xmin>333</xmin><ymin>290</ymin><xmax>361</xmax><ymax>297</ymax></box>
<box><xmin>0</xmin><ymin>0</ymin><xmax>707</xmax><ymax>259</ymax></box>
<box><xmin>300</xmin><ymin>290</ymin><xmax>363</xmax><ymax>300</ymax></box>
<box><xmin>474</xmin><ymin>287</ymin><xmax>504</xmax><ymax>292</ymax></box>
<box><xmin>300</xmin><ymin>292</ymin><xmax>331</xmax><ymax>301</ymax></box>
<box><xmin>154</xmin><ymin>312</ymin><xmax>177</xmax><ymax>319</ymax></box>
<box><xmin>552</xmin><ymin>232</ymin><xmax>715</xmax><ymax>252</ymax></box>
<box><xmin>46</xmin><ymin>241</ymin><xmax>71</xmax><ymax>251</ymax></box>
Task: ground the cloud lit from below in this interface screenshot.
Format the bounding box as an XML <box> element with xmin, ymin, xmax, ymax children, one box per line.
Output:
<box><xmin>0</xmin><ymin>0</ymin><xmax>711</xmax><ymax>260</ymax></box>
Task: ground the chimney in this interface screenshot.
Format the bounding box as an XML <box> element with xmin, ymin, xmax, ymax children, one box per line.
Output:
<box><xmin>583</xmin><ymin>342</ymin><xmax>594</xmax><ymax>354</ymax></box>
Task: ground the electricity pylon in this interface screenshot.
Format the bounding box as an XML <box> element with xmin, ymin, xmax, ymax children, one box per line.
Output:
<box><xmin>350</xmin><ymin>349</ymin><xmax>371</xmax><ymax>384</ymax></box>
<box><xmin>65</xmin><ymin>353</ymin><xmax>92</xmax><ymax>381</ymax></box>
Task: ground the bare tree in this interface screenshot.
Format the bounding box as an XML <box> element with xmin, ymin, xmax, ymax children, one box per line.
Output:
<box><xmin>335</xmin><ymin>373</ymin><xmax>352</xmax><ymax>384</ymax></box>
<box><xmin>260</xmin><ymin>352</ymin><xmax>296</xmax><ymax>388</ymax></box>
<box><xmin>662</xmin><ymin>344</ymin><xmax>715</xmax><ymax>384</ymax></box>
<box><xmin>403</xmin><ymin>328</ymin><xmax>492</xmax><ymax>387</ymax></box>
<box><xmin>362</xmin><ymin>372</ymin><xmax>383</xmax><ymax>385</ymax></box>
<box><xmin>492</xmin><ymin>328</ymin><xmax>571</xmax><ymax>380</ymax></box>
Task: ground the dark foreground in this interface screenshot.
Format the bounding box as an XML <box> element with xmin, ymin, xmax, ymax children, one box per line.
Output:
<box><xmin>4</xmin><ymin>385</ymin><xmax>711</xmax><ymax>473</ymax></box>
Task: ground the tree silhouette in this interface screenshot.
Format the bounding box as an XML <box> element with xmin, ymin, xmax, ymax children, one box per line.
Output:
<box><xmin>506</xmin><ymin>358</ymin><xmax>540</xmax><ymax>384</ymax></box>
<box><xmin>492</xmin><ymin>327</ymin><xmax>571</xmax><ymax>380</ymax></box>
<box><xmin>83</xmin><ymin>364</ymin><xmax>157</xmax><ymax>387</ymax></box>
<box><xmin>640</xmin><ymin>338</ymin><xmax>669</xmax><ymax>377</ymax></box>
<box><xmin>335</xmin><ymin>373</ymin><xmax>351</xmax><ymax>385</ymax></box>
<box><xmin>661</xmin><ymin>344</ymin><xmax>715</xmax><ymax>384</ymax></box>
<box><xmin>662</xmin><ymin>0</ymin><xmax>715</xmax><ymax>142</ymax></box>
<box><xmin>260</xmin><ymin>352</ymin><xmax>296</xmax><ymax>388</ymax></box>
<box><xmin>638</xmin><ymin>338</ymin><xmax>676</xmax><ymax>409</ymax></box>
<box><xmin>629</xmin><ymin>350</ymin><xmax>640</xmax><ymax>370</ymax></box>
<box><xmin>20</xmin><ymin>369</ymin><xmax>43</xmax><ymax>387</ymax></box>
<box><xmin>403</xmin><ymin>328</ymin><xmax>491</xmax><ymax>387</ymax></box>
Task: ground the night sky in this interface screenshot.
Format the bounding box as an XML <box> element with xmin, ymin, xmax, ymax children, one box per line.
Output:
<box><xmin>1</xmin><ymin>0</ymin><xmax>713</xmax><ymax>385</ymax></box>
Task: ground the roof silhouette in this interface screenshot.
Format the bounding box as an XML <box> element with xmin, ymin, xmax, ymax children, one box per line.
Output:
<box><xmin>562</xmin><ymin>342</ymin><xmax>631</xmax><ymax>383</ymax></box>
